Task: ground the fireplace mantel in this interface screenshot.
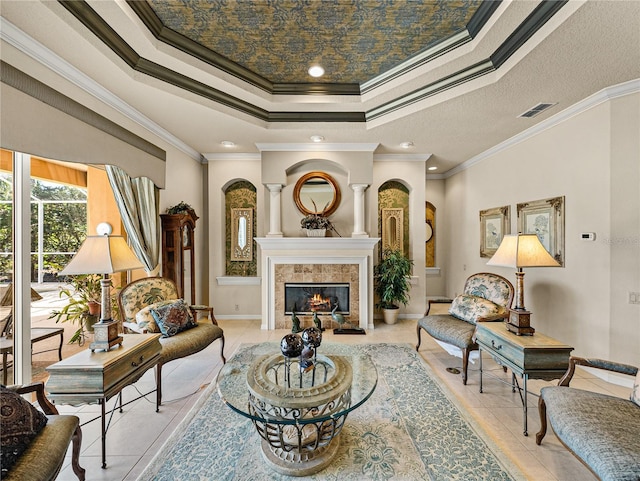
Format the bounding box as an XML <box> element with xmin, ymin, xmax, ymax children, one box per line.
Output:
<box><xmin>255</xmin><ymin>237</ymin><xmax>379</xmax><ymax>251</ymax></box>
<box><xmin>255</xmin><ymin>237</ymin><xmax>380</xmax><ymax>330</ymax></box>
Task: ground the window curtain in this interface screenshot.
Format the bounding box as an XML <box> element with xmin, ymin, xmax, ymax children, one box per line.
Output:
<box><xmin>106</xmin><ymin>165</ymin><xmax>160</xmax><ymax>275</ymax></box>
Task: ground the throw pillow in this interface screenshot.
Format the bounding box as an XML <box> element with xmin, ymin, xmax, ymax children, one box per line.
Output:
<box><xmin>0</xmin><ymin>386</ymin><xmax>48</xmax><ymax>475</ymax></box>
<box><xmin>631</xmin><ymin>369</ymin><xmax>640</xmax><ymax>407</ymax></box>
<box><xmin>449</xmin><ymin>294</ymin><xmax>506</xmax><ymax>324</ymax></box>
<box><xmin>150</xmin><ymin>299</ymin><xmax>197</xmax><ymax>337</ymax></box>
<box><xmin>135</xmin><ymin>299</ymin><xmax>178</xmax><ymax>333</ymax></box>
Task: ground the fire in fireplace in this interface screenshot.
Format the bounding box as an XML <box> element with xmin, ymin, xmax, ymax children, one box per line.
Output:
<box><xmin>284</xmin><ymin>283</ymin><xmax>350</xmax><ymax>316</ymax></box>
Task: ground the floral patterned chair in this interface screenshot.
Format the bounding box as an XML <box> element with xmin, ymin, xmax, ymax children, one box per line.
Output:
<box><xmin>118</xmin><ymin>277</ymin><xmax>225</xmax><ymax>406</ymax></box>
<box><xmin>416</xmin><ymin>272</ymin><xmax>514</xmax><ymax>384</ymax></box>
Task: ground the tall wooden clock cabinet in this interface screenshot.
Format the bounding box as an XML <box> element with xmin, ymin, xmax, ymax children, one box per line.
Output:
<box><xmin>160</xmin><ymin>209</ymin><xmax>198</xmax><ymax>304</ymax></box>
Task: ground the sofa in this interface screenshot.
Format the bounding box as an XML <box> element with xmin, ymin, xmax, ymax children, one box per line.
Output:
<box><xmin>416</xmin><ymin>272</ymin><xmax>514</xmax><ymax>384</ymax></box>
<box><xmin>536</xmin><ymin>356</ymin><xmax>640</xmax><ymax>481</ymax></box>
<box><xmin>118</xmin><ymin>277</ymin><xmax>225</xmax><ymax>406</ymax></box>
<box><xmin>1</xmin><ymin>382</ymin><xmax>85</xmax><ymax>481</ymax></box>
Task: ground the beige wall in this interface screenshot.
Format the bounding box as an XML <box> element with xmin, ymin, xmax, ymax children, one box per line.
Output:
<box><xmin>425</xmin><ymin>178</ymin><xmax>447</xmax><ymax>297</ymax></box>
<box><xmin>441</xmin><ymin>92</ymin><xmax>639</xmax><ymax>365</ymax></box>
<box><xmin>207</xmin><ymin>151</ymin><xmax>428</xmax><ymax>320</ymax></box>
<box><xmin>208</xmin><ymin>157</ymin><xmax>263</xmax><ymax>317</ymax></box>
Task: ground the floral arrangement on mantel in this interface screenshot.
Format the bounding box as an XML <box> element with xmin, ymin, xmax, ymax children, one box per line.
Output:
<box><xmin>300</xmin><ymin>213</ymin><xmax>332</xmax><ymax>230</ymax></box>
<box><xmin>300</xmin><ymin>200</ymin><xmax>340</xmax><ymax>236</ymax></box>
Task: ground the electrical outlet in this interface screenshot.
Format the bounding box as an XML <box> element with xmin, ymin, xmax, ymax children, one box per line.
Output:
<box><xmin>235</xmin><ymin>304</ymin><xmax>240</xmax><ymax>311</ymax></box>
<box><xmin>629</xmin><ymin>292</ymin><xmax>640</xmax><ymax>305</ymax></box>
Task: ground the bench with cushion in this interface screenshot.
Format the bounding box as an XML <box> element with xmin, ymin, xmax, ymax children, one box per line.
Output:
<box><xmin>416</xmin><ymin>272</ymin><xmax>514</xmax><ymax>384</ymax></box>
<box><xmin>119</xmin><ymin>277</ymin><xmax>225</xmax><ymax>406</ymax></box>
<box><xmin>1</xmin><ymin>382</ymin><xmax>85</xmax><ymax>481</ymax></box>
<box><xmin>536</xmin><ymin>356</ymin><xmax>640</xmax><ymax>481</ymax></box>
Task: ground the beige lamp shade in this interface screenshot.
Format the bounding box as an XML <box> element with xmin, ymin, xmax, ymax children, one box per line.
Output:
<box><xmin>61</xmin><ymin>235</ymin><xmax>143</xmax><ymax>275</ymax></box>
<box><xmin>486</xmin><ymin>234</ymin><xmax>560</xmax><ymax>268</ymax></box>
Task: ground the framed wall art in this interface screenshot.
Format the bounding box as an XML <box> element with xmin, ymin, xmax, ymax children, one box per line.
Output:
<box><xmin>517</xmin><ymin>196</ymin><xmax>565</xmax><ymax>266</ymax></box>
<box><xmin>231</xmin><ymin>208</ymin><xmax>253</xmax><ymax>261</ymax></box>
<box><xmin>480</xmin><ymin>205</ymin><xmax>511</xmax><ymax>257</ymax></box>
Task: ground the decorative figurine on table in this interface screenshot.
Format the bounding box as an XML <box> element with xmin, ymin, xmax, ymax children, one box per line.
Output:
<box><xmin>291</xmin><ymin>309</ymin><xmax>302</xmax><ymax>333</ymax></box>
<box><xmin>300</xmin><ymin>327</ymin><xmax>322</xmax><ymax>373</ymax></box>
<box><xmin>331</xmin><ymin>305</ymin><xmax>365</xmax><ymax>335</ymax></box>
<box><xmin>312</xmin><ymin>310</ymin><xmax>325</xmax><ymax>331</ymax></box>
<box><xmin>331</xmin><ymin>305</ymin><xmax>346</xmax><ymax>328</ymax></box>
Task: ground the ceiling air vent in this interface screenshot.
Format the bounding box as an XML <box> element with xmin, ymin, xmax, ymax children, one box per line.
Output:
<box><xmin>519</xmin><ymin>102</ymin><xmax>557</xmax><ymax>118</ymax></box>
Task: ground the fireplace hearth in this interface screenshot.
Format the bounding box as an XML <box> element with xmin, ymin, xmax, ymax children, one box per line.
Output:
<box><xmin>285</xmin><ymin>283</ymin><xmax>349</xmax><ymax>316</ymax></box>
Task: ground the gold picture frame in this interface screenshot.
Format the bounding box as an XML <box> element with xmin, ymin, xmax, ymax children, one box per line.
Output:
<box><xmin>480</xmin><ymin>205</ymin><xmax>510</xmax><ymax>257</ymax></box>
<box><xmin>517</xmin><ymin>196</ymin><xmax>565</xmax><ymax>266</ymax></box>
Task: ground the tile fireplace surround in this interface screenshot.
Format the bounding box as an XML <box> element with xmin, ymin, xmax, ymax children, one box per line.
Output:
<box><xmin>255</xmin><ymin>238</ymin><xmax>380</xmax><ymax>330</ymax></box>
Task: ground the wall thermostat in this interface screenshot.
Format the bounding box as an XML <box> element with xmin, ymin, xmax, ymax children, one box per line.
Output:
<box><xmin>581</xmin><ymin>232</ymin><xmax>596</xmax><ymax>241</ymax></box>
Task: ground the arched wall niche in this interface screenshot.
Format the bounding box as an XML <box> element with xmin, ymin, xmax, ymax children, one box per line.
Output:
<box><xmin>284</xmin><ymin>159</ymin><xmax>351</xmax><ymax>237</ymax></box>
<box><xmin>378</xmin><ymin>180</ymin><xmax>410</xmax><ymax>258</ymax></box>
<box><xmin>426</xmin><ymin>201</ymin><xmax>436</xmax><ymax>267</ymax></box>
<box><xmin>224</xmin><ymin>180</ymin><xmax>257</xmax><ymax>276</ymax></box>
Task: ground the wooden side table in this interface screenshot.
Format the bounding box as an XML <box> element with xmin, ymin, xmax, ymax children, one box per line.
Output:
<box><xmin>475</xmin><ymin>322</ymin><xmax>573</xmax><ymax>436</ymax></box>
<box><xmin>46</xmin><ymin>334</ymin><xmax>161</xmax><ymax>468</ymax></box>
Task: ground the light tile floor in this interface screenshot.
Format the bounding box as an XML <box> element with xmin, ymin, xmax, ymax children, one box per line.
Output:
<box><xmin>47</xmin><ymin>318</ymin><xmax>631</xmax><ymax>481</ymax></box>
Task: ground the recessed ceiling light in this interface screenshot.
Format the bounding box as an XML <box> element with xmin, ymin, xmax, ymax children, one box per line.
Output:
<box><xmin>310</xmin><ymin>135</ymin><xmax>325</xmax><ymax>143</ymax></box>
<box><xmin>220</xmin><ymin>140</ymin><xmax>235</xmax><ymax>147</ymax></box>
<box><xmin>428</xmin><ymin>166</ymin><xmax>438</xmax><ymax>171</ymax></box>
<box><xmin>400</xmin><ymin>141</ymin><xmax>414</xmax><ymax>149</ymax></box>
<box><xmin>308</xmin><ymin>65</ymin><xmax>325</xmax><ymax>78</ymax></box>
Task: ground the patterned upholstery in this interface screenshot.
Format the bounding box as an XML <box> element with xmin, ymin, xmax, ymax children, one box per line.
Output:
<box><xmin>118</xmin><ymin>277</ymin><xmax>225</xmax><ymax>405</ymax></box>
<box><xmin>416</xmin><ymin>273</ymin><xmax>514</xmax><ymax>385</ymax></box>
<box><xmin>537</xmin><ymin>357</ymin><xmax>640</xmax><ymax>481</ymax></box>
<box><xmin>2</xmin><ymin>383</ymin><xmax>84</xmax><ymax>481</ymax></box>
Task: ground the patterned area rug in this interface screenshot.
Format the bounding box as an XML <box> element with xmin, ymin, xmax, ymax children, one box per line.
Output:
<box><xmin>138</xmin><ymin>343</ymin><xmax>525</xmax><ymax>481</ymax></box>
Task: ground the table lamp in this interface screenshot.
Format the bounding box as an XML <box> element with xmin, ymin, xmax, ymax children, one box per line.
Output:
<box><xmin>61</xmin><ymin>233</ymin><xmax>143</xmax><ymax>351</ymax></box>
<box><xmin>487</xmin><ymin>234</ymin><xmax>560</xmax><ymax>335</ymax></box>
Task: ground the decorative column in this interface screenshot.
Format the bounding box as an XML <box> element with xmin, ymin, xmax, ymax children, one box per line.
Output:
<box><xmin>351</xmin><ymin>183</ymin><xmax>369</xmax><ymax>238</ymax></box>
<box><xmin>266</xmin><ymin>184</ymin><xmax>283</xmax><ymax>237</ymax></box>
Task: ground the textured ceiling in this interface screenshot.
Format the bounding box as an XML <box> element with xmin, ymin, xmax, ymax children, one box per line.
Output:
<box><xmin>2</xmin><ymin>0</ymin><xmax>639</xmax><ymax>174</ymax></box>
<box><xmin>145</xmin><ymin>0</ymin><xmax>483</xmax><ymax>85</ymax></box>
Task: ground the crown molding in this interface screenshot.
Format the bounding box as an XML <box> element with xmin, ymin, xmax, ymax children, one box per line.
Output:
<box><xmin>204</xmin><ymin>153</ymin><xmax>262</xmax><ymax>161</ymax></box>
<box><xmin>0</xmin><ymin>16</ymin><xmax>203</xmax><ymax>163</ymax></box>
<box><xmin>256</xmin><ymin>143</ymin><xmax>379</xmax><ymax>152</ymax></box>
<box><xmin>444</xmin><ymin>78</ymin><xmax>640</xmax><ymax>178</ymax></box>
<box><xmin>373</xmin><ymin>154</ymin><xmax>432</xmax><ymax>162</ymax></box>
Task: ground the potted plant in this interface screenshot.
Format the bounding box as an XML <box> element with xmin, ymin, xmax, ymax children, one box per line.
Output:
<box><xmin>300</xmin><ymin>200</ymin><xmax>337</xmax><ymax>237</ymax></box>
<box><xmin>166</xmin><ymin>201</ymin><xmax>195</xmax><ymax>215</ymax></box>
<box><xmin>374</xmin><ymin>249</ymin><xmax>413</xmax><ymax>324</ymax></box>
<box><xmin>49</xmin><ymin>274</ymin><xmax>119</xmax><ymax>344</ymax></box>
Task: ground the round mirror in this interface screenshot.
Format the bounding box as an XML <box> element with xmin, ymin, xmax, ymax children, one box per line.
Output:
<box><xmin>294</xmin><ymin>171</ymin><xmax>341</xmax><ymax>216</ymax></box>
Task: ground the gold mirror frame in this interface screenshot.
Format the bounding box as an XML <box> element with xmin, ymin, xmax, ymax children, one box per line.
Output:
<box><xmin>293</xmin><ymin>171</ymin><xmax>341</xmax><ymax>216</ymax></box>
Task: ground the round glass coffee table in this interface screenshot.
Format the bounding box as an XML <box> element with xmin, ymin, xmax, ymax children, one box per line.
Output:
<box><xmin>216</xmin><ymin>342</ymin><xmax>377</xmax><ymax>476</ymax></box>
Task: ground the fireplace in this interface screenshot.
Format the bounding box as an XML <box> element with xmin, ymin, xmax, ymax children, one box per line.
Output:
<box><xmin>255</xmin><ymin>237</ymin><xmax>380</xmax><ymax>330</ymax></box>
<box><xmin>285</xmin><ymin>283</ymin><xmax>350</xmax><ymax>316</ymax></box>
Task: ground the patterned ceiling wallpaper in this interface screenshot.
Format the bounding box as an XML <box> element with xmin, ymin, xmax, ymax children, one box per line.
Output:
<box><xmin>146</xmin><ymin>0</ymin><xmax>483</xmax><ymax>84</ymax></box>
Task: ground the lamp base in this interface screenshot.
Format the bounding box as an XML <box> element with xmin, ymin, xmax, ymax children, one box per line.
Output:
<box><xmin>506</xmin><ymin>309</ymin><xmax>535</xmax><ymax>336</ymax></box>
<box><xmin>90</xmin><ymin>320</ymin><xmax>123</xmax><ymax>352</ymax></box>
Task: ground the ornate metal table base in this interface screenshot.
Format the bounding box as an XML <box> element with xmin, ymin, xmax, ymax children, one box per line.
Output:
<box><xmin>247</xmin><ymin>353</ymin><xmax>353</xmax><ymax>476</ymax></box>
<box><xmin>261</xmin><ymin>434</ymin><xmax>341</xmax><ymax>476</ymax></box>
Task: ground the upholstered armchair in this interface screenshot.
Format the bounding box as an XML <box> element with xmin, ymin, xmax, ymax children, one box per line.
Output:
<box><xmin>416</xmin><ymin>272</ymin><xmax>514</xmax><ymax>384</ymax></box>
<box><xmin>536</xmin><ymin>357</ymin><xmax>640</xmax><ymax>481</ymax></box>
<box><xmin>1</xmin><ymin>382</ymin><xmax>85</xmax><ymax>481</ymax></box>
<box><xmin>118</xmin><ymin>277</ymin><xmax>225</xmax><ymax>406</ymax></box>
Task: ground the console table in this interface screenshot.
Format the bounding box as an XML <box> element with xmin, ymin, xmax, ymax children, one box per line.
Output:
<box><xmin>46</xmin><ymin>334</ymin><xmax>161</xmax><ymax>468</ymax></box>
<box><xmin>475</xmin><ymin>322</ymin><xmax>573</xmax><ymax>436</ymax></box>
